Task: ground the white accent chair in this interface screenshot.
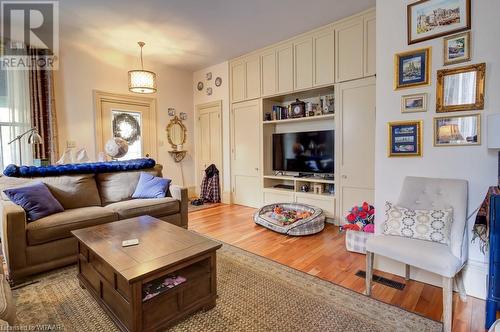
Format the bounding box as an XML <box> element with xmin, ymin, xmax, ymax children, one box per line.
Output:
<box><xmin>365</xmin><ymin>176</ymin><xmax>468</xmax><ymax>332</ymax></box>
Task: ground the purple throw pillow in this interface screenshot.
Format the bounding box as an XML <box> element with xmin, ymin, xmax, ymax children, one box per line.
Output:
<box><xmin>3</xmin><ymin>181</ymin><xmax>64</xmax><ymax>222</ymax></box>
<box><xmin>132</xmin><ymin>172</ymin><xmax>171</xmax><ymax>199</ymax></box>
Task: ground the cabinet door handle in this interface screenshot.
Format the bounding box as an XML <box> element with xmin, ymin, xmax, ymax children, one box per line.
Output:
<box><xmin>342</xmin><ymin>175</ymin><xmax>347</xmax><ymax>179</ymax></box>
<box><xmin>255</xmin><ymin>168</ymin><xmax>259</xmax><ymax>171</ymax></box>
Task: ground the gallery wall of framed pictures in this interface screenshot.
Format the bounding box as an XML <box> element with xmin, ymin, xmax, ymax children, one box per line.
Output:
<box><xmin>388</xmin><ymin>0</ymin><xmax>485</xmax><ymax>157</ymax></box>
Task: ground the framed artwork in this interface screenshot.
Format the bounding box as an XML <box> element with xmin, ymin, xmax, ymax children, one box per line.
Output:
<box><xmin>436</xmin><ymin>63</ymin><xmax>485</xmax><ymax>113</ymax></box>
<box><xmin>401</xmin><ymin>93</ymin><xmax>428</xmax><ymax>113</ymax></box>
<box><xmin>394</xmin><ymin>48</ymin><xmax>431</xmax><ymax>90</ymax></box>
<box><xmin>443</xmin><ymin>31</ymin><xmax>471</xmax><ymax>65</ymax></box>
<box><xmin>407</xmin><ymin>0</ymin><xmax>471</xmax><ymax>45</ymax></box>
<box><xmin>388</xmin><ymin>120</ymin><xmax>423</xmax><ymax>157</ymax></box>
<box><xmin>434</xmin><ymin>113</ymin><xmax>480</xmax><ymax>146</ymax></box>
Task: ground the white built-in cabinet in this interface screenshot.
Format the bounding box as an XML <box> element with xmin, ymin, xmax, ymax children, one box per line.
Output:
<box><xmin>231</xmin><ymin>56</ymin><xmax>261</xmax><ymax>102</ymax></box>
<box><xmin>231</xmin><ymin>9</ymin><xmax>374</xmax><ymax>102</ymax></box>
<box><xmin>336</xmin><ymin>77</ymin><xmax>375</xmax><ymax>221</ymax></box>
<box><xmin>364</xmin><ymin>12</ymin><xmax>376</xmax><ymax>77</ymax></box>
<box><xmin>229</xmin><ymin>8</ymin><xmax>376</xmax><ymax>219</ymax></box>
<box><xmin>294</xmin><ymin>36</ymin><xmax>314</xmax><ymax>90</ymax></box>
<box><xmin>335</xmin><ymin>16</ymin><xmax>364</xmax><ymax>82</ymax></box>
<box><xmin>313</xmin><ymin>27</ymin><xmax>335</xmax><ymax>86</ymax></box>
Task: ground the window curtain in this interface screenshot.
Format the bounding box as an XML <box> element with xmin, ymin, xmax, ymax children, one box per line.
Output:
<box><xmin>28</xmin><ymin>48</ymin><xmax>59</xmax><ymax>164</ymax></box>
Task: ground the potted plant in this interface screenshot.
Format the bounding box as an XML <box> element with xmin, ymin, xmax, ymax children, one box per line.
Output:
<box><xmin>341</xmin><ymin>202</ymin><xmax>375</xmax><ymax>254</ymax></box>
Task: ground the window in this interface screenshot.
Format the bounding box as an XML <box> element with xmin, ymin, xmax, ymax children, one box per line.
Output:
<box><xmin>0</xmin><ymin>69</ymin><xmax>33</xmax><ymax>170</ymax></box>
<box><xmin>112</xmin><ymin>110</ymin><xmax>142</xmax><ymax>160</ymax></box>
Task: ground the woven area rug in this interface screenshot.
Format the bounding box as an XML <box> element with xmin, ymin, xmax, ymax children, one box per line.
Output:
<box><xmin>13</xmin><ymin>244</ymin><xmax>441</xmax><ymax>331</ymax></box>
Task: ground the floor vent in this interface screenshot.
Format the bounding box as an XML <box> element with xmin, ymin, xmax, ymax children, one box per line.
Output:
<box><xmin>355</xmin><ymin>270</ymin><xmax>406</xmax><ymax>291</ymax></box>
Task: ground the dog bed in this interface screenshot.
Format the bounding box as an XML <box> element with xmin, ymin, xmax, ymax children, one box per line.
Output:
<box><xmin>254</xmin><ymin>203</ymin><xmax>325</xmax><ymax>236</ymax></box>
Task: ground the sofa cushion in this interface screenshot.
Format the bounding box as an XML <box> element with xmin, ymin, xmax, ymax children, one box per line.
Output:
<box><xmin>96</xmin><ymin>165</ymin><xmax>162</xmax><ymax>205</ymax></box>
<box><xmin>106</xmin><ymin>197</ymin><xmax>179</xmax><ymax>219</ymax></box>
<box><xmin>3</xmin><ymin>181</ymin><xmax>64</xmax><ymax>222</ymax></box>
<box><xmin>27</xmin><ymin>206</ymin><xmax>118</xmax><ymax>245</ymax></box>
<box><xmin>0</xmin><ymin>174</ymin><xmax>101</xmax><ymax>209</ymax></box>
<box><xmin>35</xmin><ymin>174</ymin><xmax>102</xmax><ymax>209</ymax></box>
<box><xmin>132</xmin><ymin>172</ymin><xmax>171</xmax><ymax>199</ymax></box>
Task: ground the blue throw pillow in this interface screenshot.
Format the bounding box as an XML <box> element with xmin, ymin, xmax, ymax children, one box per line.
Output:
<box><xmin>132</xmin><ymin>172</ymin><xmax>171</xmax><ymax>199</ymax></box>
<box><xmin>3</xmin><ymin>181</ymin><xmax>64</xmax><ymax>222</ymax></box>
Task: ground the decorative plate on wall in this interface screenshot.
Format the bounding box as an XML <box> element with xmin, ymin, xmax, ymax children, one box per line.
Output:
<box><xmin>206</xmin><ymin>87</ymin><xmax>213</xmax><ymax>96</ymax></box>
<box><xmin>215</xmin><ymin>77</ymin><xmax>222</xmax><ymax>87</ymax></box>
<box><xmin>197</xmin><ymin>81</ymin><xmax>204</xmax><ymax>91</ymax></box>
<box><xmin>206</xmin><ymin>72</ymin><xmax>212</xmax><ymax>80</ymax></box>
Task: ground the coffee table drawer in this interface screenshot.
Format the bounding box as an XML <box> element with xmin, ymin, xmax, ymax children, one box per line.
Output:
<box><xmin>183</xmin><ymin>276</ymin><xmax>211</xmax><ymax>309</ymax></box>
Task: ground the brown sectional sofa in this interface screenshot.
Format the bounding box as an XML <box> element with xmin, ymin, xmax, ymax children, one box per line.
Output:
<box><xmin>0</xmin><ymin>164</ymin><xmax>188</xmax><ymax>284</ymax></box>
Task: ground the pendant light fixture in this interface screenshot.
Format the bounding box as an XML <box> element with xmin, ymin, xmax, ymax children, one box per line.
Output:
<box><xmin>128</xmin><ymin>41</ymin><xmax>157</xmax><ymax>94</ymax></box>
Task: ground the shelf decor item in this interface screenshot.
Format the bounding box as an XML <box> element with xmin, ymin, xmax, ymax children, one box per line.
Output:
<box><xmin>407</xmin><ymin>0</ymin><xmax>471</xmax><ymax>45</ymax></box>
<box><xmin>436</xmin><ymin>63</ymin><xmax>485</xmax><ymax>113</ymax></box>
<box><xmin>443</xmin><ymin>31</ymin><xmax>471</xmax><ymax>65</ymax></box>
<box><xmin>290</xmin><ymin>99</ymin><xmax>306</xmax><ymax>118</ymax></box>
<box><xmin>394</xmin><ymin>47</ymin><xmax>431</xmax><ymax>90</ymax></box>
<box><xmin>342</xmin><ymin>202</ymin><xmax>375</xmax><ymax>254</ymax></box>
<box><xmin>388</xmin><ymin>120</ymin><xmax>423</xmax><ymax>157</ymax></box>
<box><xmin>434</xmin><ymin>113</ymin><xmax>480</xmax><ymax>146</ymax></box>
<box><xmin>401</xmin><ymin>93</ymin><xmax>428</xmax><ymax>113</ymax></box>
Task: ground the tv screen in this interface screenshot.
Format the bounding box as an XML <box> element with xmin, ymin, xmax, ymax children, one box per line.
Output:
<box><xmin>273</xmin><ymin>130</ymin><xmax>334</xmax><ymax>174</ymax></box>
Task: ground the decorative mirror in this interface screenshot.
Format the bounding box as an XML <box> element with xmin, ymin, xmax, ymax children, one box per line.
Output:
<box><xmin>166</xmin><ymin>116</ymin><xmax>187</xmax><ymax>150</ymax></box>
<box><xmin>436</xmin><ymin>63</ymin><xmax>485</xmax><ymax>113</ymax></box>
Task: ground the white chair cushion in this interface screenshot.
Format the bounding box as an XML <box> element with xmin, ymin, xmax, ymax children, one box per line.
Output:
<box><xmin>366</xmin><ymin>235</ymin><xmax>461</xmax><ymax>277</ymax></box>
<box><xmin>383</xmin><ymin>201</ymin><xmax>454</xmax><ymax>245</ymax></box>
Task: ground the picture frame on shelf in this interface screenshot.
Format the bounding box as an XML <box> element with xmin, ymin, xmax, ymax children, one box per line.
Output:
<box><xmin>388</xmin><ymin>120</ymin><xmax>423</xmax><ymax>157</ymax></box>
<box><xmin>443</xmin><ymin>31</ymin><xmax>471</xmax><ymax>65</ymax></box>
<box><xmin>436</xmin><ymin>63</ymin><xmax>486</xmax><ymax>113</ymax></box>
<box><xmin>394</xmin><ymin>48</ymin><xmax>431</xmax><ymax>90</ymax></box>
<box><xmin>401</xmin><ymin>93</ymin><xmax>428</xmax><ymax>113</ymax></box>
<box><xmin>434</xmin><ymin>113</ymin><xmax>480</xmax><ymax>146</ymax></box>
<box><xmin>407</xmin><ymin>0</ymin><xmax>471</xmax><ymax>45</ymax></box>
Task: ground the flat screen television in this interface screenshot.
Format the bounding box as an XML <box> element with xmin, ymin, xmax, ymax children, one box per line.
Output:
<box><xmin>272</xmin><ymin>130</ymin><xmax>334</xmax><ymax>174</ymax></box>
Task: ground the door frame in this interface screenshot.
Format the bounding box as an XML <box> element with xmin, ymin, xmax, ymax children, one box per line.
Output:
<box><xmin>194</xmin><ymin>100</ymin><xmax>223</xmax><ymax>197</ymax></box>
<box><xmin>93</xmin><ymin>90</ymin><xmax>158</xmax><ymax>159</ymax></box>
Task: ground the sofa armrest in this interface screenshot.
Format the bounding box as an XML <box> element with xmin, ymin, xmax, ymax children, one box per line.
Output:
<box><xmin>168</xmin><ymin>185</ymin><xmax>188</xmax><ymax>228</ymax></box>
<box><xmin>0</xmin><ymin>200</ymin><xmax>27</xmax><ymax>272</ymax></box>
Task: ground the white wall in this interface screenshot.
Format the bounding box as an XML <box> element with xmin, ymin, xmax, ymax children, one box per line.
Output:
<box><xmin>192</xmin><ymin>61</ymin><xmax>230</xmax><ymax>201</ymax></box>
<box><xmin>54</xmin><ymin>41</ymin><xmax>195</xmax><ymax>187</ymax></box>
<box><xmin>375</xmin><ymin>0</ymin><xmax>500</xmax><ymax>299</ymax></box>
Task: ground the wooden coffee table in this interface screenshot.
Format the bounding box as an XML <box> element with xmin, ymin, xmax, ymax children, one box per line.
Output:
<box><xmin>71</xmin><ymin>215</ymin><xmax>222</xmax><ymax>332</ymax></box>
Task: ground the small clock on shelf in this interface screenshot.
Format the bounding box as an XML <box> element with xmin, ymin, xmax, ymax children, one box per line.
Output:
<box><xmin>290</xmin><ymin>99</ymin><xmax>306</xmax><ymax>118</ymax></box>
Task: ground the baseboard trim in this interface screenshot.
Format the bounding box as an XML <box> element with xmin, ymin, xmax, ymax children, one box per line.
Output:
<box><xmin>222</xmin><ymin>191</ymin><xmax>232</xmax><ymax>204</ymax></box>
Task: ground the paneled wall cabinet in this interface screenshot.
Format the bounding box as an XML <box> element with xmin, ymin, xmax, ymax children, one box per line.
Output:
<box><xmin>228</xmin><ymin>8</ymin><xmax>376</xmax><ymax>221</ymax></box>
<box><xmin>230</xmin><ymin>8</ymin><xmax>375</xmax><ymax>101</ymax></box>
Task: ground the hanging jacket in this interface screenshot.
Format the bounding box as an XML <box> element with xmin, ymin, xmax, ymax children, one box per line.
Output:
<box><xmin>200</xmin><ymin>164</ymin><xmax>221</xmax><ymax>203</ymax></box>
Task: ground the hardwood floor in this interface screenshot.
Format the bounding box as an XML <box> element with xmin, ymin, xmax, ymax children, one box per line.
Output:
<box><xmin>189</xmin><ymin>204</ymin><xmax>487</xmax><ymax>332</ymax></box>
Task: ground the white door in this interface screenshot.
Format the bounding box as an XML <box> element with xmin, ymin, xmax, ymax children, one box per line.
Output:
<box><xmin>231</xmin><ymin>100</ymin><xmax>261</xmax><ymax>207</ymax></box>
<box><xmin>195</xmin><ymin>101</ymin><xmax>222</xmax><ymax>196</ymax></box>
<box><xmin>95</xmin><ymin>92</ymin><xmax>157</xmax><ymax>160</ymax></box>
<box><xmin>337</xmin><ymin>77</ymin><xmax>375</xmax><ymax>220</ymax></box>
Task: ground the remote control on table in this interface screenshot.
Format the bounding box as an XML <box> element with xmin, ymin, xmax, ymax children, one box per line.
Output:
<box><xmin>122</xmin><ymin>239</ymin><xmax>139</xmax><ymax>247</ymax></box>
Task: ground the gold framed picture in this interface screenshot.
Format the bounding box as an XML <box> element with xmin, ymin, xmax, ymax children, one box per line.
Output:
<box><xmin>434</xmin><ymin>114</ymin><xmax>480</xmax><ymax>146</ymax></box>
<box><xmin>436</xmin><ymin>63</ymin><xmax>486</xmax><ymax>113</ymax></box>
<box><xmin>443</xmin><ymin>31</ymin><xmax>471</xmax><ymax>66</ymax></box>
<box><xmin>388</xmin><ymin>120</ymin><xmax>423</xmax><ymax>157</ymax></box>
<box><xmin>401</xmin><ymin>93</ymin><xmax>428</xmax><ymax>113</ymax></box>
<box><xmin>394</xmin><ymin>48</ymin><xmax>431</xmax><ymax>90</ymax></box>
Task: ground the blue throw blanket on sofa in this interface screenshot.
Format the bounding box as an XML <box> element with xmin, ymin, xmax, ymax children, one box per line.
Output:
<box><xmin>3</xmin><ymin>158</ymin><xmax>156</xmax><ymax>178</ymax></box>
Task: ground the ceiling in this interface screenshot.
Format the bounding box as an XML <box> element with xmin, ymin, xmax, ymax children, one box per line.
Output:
<box><xmin>60</xmin><ymin>0</ymin><xmax>375</xmax><ymax>71</ymax></box>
